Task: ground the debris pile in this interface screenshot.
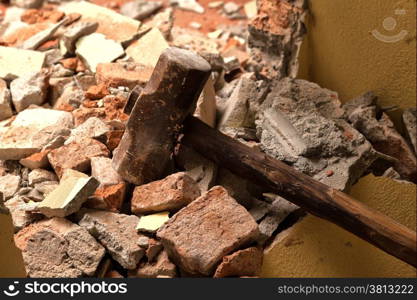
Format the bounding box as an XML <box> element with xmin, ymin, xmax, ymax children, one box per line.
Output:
<box><xmin>0</xmin><ymin>0</ymin><xmax>415</xmax><ymax>278</ymax></box>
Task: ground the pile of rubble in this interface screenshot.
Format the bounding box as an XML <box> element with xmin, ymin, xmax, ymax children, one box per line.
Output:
<box><xmin>1</xmin><ymin>0</ymin><xmax>415</xmax><ymax>278</ymax></box>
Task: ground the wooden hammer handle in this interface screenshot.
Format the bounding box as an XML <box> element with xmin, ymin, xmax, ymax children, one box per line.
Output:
<box><xmin>181</xmin><ymin>116</ymin><xmax>417</xmax><ymax>267</ymax></box>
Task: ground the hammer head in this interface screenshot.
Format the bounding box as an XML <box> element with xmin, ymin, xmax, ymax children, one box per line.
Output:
<box><xmin>112</xmin><ymin>47</ymin><xmax>211</xmax><ymax>185</ymax></box>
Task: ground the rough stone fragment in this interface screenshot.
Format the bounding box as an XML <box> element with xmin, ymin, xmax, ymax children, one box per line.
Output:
<box><xmin>248</xmin><ymin>0</ymin><xmax>307</xmax><ymax>79</ymax></box>
<box><xmin>343</xmin><ymin>92</ymin><xmax>417</xmax><ymax>183</ymax></box>
<box><xmin>47</xmin><ymin>138</ymin><xmax>109</xmax><ymax>178</ymax></box>
<box><xmin>76</xmin><ymin>33</ymin><xmax>124</xmax><ymax>72</ymax></box>
<box><xmin>120</xmin><ymin>0</ymin><xmax>162</xmax><ymax>21</ymax></box>
<box><xmin>403</xmin><ymin>108</ymin><xmax>416</xmax><ymax>154</ymax></box>
<box><xmin>22</xmin><ymin>20</ymin><xmax>64</xmax><ymax>50</ymax></box>
<box><xmin>96</xmin><ymin>62</ymin><xmax>153</xmax><ymax>89</ymax></box>
<box><xmin>0</xmin><ymin>79</ymin><xmax>13</xmax><ymax>121</ymax></box>
<box><xmin>5</xmin><ymin>196</ymin><xmax>41</xmax><ymax>231</ymax></box>
<box><xmin>112</xmin><ymin>47</ymin><xmax>211</xmax><ymax>185</ymax></box>
<box><xmin>14</xmin><ymin>217</ymin><xmax>105</xmax><ymax>277</ymax></box>
<box><xmin>0</xmin><ymin>174</ymin><xmax>21</xmax><ymax>200</ymax></box>
<box><xmin>256</xmin><ymin>78</ymin><xmax>377</xmax><ymax>191</ymax></box>
<box><xmin>60</xmin><ymin>21</ymin><xmax>99</xmax><ymax>55</ymax></box>
<box><xmin>37</xmin><ymin>175</ymin><xmax>99</xmax><ymax>218</ymax></box>
<box><xmin>10</xmin><ymin>71</ymin><xmax>48</xmax><ymax>112</ymax></box>
<box><xmin>28</xmin><ymin>169</ymin><xmax>57</xmax><ymax>186</ymax></box>
<box><xmin>126</xmin><ymin>28</ymin><xmax>169</xmax><ymax>68</ymax></box>
<box><xmin>131</xmin><ymin>250</ymin><xmax>176</xmax><ymax>278</ymax></box>
<box><xmin>157</xmin><ymin>186</ymin><xmax>259</xmax><ymax>275</ymax></box>
<box><xmin>170</xmin><ymin>0</ymin><xmax>204</xmax><ymax>14</ymax></box>
<box><xmin>132</xmin><ymin>172</ymin><xmax>201</xmax><ymax>214</ymax></box>
<box><xmin>137</xmin><ymin>211</ymin><xmax>170</xmax><ymax>233</ymax></box>
<box><xmin>213</xmin><ymin>247</ymin><xmax>263</xmax><ymax>277</ymax></box>
<box><xmin>65</xmin><ymin>117</ymin><xmax>111</xmax><ymax>145</ymax></box>
<box><xmin>78</xmin><ymin>210</ymin><xmax>145</xmax><ymax>269</ymax></box>
<box><xmin>175</xmin><ymin>144</ymin><xmax>217</xmax><ymax>192</ymax></box>
<box><xmin>60</xmin><ymin>1</ymin><xmax>141</xmax><ymax>43</ymax></box>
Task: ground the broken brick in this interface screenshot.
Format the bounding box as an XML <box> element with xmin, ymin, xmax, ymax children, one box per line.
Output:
<box><xmin>131</xmin><ymin>172</ymin><xmax>201</xmax><ymax>214</ymax></box>
<box><xmin>157</xmin><ymin>186</ymin><xmax>259</xmax><ymax>275</ymax></box>
<box><xmin>85</xmin><ymin>84</ymin><xmax>109</xmax><ymax>100</ymax></box>
<box><xmin>47</xmin><ymin>138</ymin><xmax>110</xmax><ymax>178</ymax></box>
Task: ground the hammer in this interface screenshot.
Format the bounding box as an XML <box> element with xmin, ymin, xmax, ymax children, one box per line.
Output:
<box><xmin>113</xmin><ymin>47</ymin><xmax>417</xmax><ymax>267</ymax></box>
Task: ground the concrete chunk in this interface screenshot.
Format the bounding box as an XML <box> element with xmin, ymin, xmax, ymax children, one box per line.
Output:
<box><xmin>5</xmin><ymin>196</ymin><xmax>40</xmax><ymax>231</ymax></box>
<box><xmin>0</xmin><ymin>46</ymin><xmax>45</xmax><ymax>79</ymax></box>
<box><xmin>28</xmin><ymin>169</ymin><xmax>57</xmax><ymax>186</ymax></box>
<box><xmin>60</xmin><ymin>1</ymin><xmax>141</xmax><ymax>43</ymax></box>
<box><xmin>78</xmin><ymin>210</ymin><xmax>145</xmax><ymax>270</ymax></box>
<box><xmin>60</xmin><ymin>22</ymin><xmax>99</xmax><ymax>55</ymax></box>
<box><xmin>256</xmin><ymin>78</ymin><xmax>377</xmax><ymax>191</ymax></box>
<box><xmin>14</xmin><ymin>217</ymin><xmax>105</xmax><ymax>277</ymax></box>
<box><xmin>0</xmin><ymin>107</ymin><xmax>73</xmax><ymax>160</ymax></box>
<box><xmin>126</xmin><ymin>28</ymin><xmax>169</xmax><ymax>68</ymax></box>
<box><xmin>37</xmin><ymin>175</ymin><xmax>99</xmax><ymax>218</ymax></box>
<box><xmin>10</xmin><ymin>71</ymin><xmax>49</xmax><ymax>112</ymax></box>
<box><xmin>157</xmin><ymin>186</ymin><xmax>259</xmax><ymax>275</ymax></box>
<box><xmin>132</xmin><ymin>172</ymin><xmax>201</xmax><ymax>214</ymax></box>
<box><xmin>65</xmin><ymin>117</ymin><xmax>111</xmax><ymax>145</ymax></box>
<box><xmin>76</xmin><ymin>33</ymin><xmax>125</xmax><ymax>72</ymax></box>
<box><xmin>22</xmin><ymin>20</ymin><xmax>65</xmax><ymax>50</ymax></box>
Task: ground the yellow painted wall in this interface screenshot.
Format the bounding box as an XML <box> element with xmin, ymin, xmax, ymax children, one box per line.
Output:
<box><xmin>262</xmin><ymin>0</ymin><xmax>416</xmax><ymax>277</ymax></box>
<box><xmin>0</xmin><ymin>214</ymin><xmax>26</xmax><ymax>277</ymax></box>
<box><xmin>0</xmin><ymin>0</ymin><xmax>415</xmax><ymax>278</ymax></box>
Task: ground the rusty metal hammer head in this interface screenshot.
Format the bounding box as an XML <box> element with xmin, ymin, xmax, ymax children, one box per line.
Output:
<box><xmin>112</xmin><ymin>47</ymin><xmax>212</xmax><ymax>185</ymax></box>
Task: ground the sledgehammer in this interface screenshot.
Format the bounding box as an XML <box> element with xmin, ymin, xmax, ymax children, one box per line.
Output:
<box><xmin>112</xmin><ymin>47</ymin><xmax>417</xmax><ymax>267</ymax></box>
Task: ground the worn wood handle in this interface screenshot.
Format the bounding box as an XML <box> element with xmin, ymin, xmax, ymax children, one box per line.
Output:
<box><xmin>181</xmin><ymin>116</ymin><xmax>417</xmax><ymax>267</ymax></box>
